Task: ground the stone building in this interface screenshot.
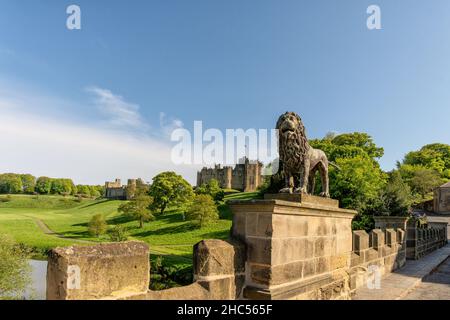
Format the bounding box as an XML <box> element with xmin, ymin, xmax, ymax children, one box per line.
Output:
<box><xmin>105</xmin><ymin>178</ymin><xmax>144</xmax><ymax>200</ymax></box>
<box><xmin>434</xmin><ymin>181</ymin><xmax>450</xmax><ymax>214</ymax></box>
<box><xmin>196</xmin><ymin>157</ymin><xmax>264</xmax><ymax>192</ymax></box>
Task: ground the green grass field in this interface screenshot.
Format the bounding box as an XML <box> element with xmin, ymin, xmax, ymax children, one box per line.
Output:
<box><xmin>0</xmin><ymin>192</ymin><xmax>260</xmax><ymax>263</ymax></box>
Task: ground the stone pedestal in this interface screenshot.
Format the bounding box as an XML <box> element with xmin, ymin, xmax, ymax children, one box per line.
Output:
<box><xmin>229</xmin><ymin>194</ymin><xmax>357</xmax><ymax>300</ymax></box>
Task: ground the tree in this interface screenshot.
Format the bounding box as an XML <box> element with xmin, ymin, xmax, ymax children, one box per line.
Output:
<box><xmin>0</xmin><ymin>174</ymin><xmax>23</xmax><ymax>194</ymax></box>
<box><xmin>19</xmin><ymin>174</ymin><xmax>36</xmax><ymax>194</ymax></box>
<box><xmin>108</xmin><ymin>225</ymin><xmax>128</xmax><ymax>242</ymax></box>
<box><xmin>88</xmin><ymin>214</ymin><xmax>108</xmax><ymax>237</ymax></box>
<box><xmin>401</xmin><ymin>143</ymin><xmax>450</xmax><ymax>179</ymax></box>
<box><xmin>186</xmin><ymin>195</ymin><xmax>219</xmax><ymax>227</ymax></box>
<box><xmin>196</xmin><ymin>179</ymin><xmax>224</xmax><ymax>203</ymax></box>
<box><xmin>51</xmin><ymin>178</ymin><xmax>75</xmax><ymax>196</ymax></box>
<box><xmin>409</xmin><ymin>168</ymin><xmax>443</xmax><ymax>200</ymax></box>
<box><xmin>330</xmin><ymin>155</ymin><xmax>386</xmax><ymax>212</ymax></box>
<box><xmin>35</xmin><ymin>177</ymin><xmax>52</xmax><ymax>194</ymax></box>
<box><xmin>76</xmin><ymin>185</ymin><xmax>91</xmax><ymax>197</ymax></box>
<box><xmin>0</xmin><ymin>235</ymin><xmax>31</xmax><ymax>299</ymax></box>
<box><xmin>149</xmin><ymin>172</ymin><xmax>194</xmax><ymax>215</ymax></box>
<box><xmin>118</xmin><ymin>194</ymin><xmax>154</xmax><ymax>228</ymax></box>
<box><xmin>371</xmin><ymin>171</ymin><xmax>412</xmax><ymax>216</ymax></box>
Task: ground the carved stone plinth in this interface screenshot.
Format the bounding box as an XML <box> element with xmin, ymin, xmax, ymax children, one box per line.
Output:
<box><xmin>229</xmin><ymin>195</ymin><xmax>357</xmax><ymax>300</ymax></box>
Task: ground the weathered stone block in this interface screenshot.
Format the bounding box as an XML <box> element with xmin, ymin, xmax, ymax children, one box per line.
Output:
<box><xmin>194</xmin><ymin>239</ymin><xmax>246</xmax><ymax>278</ymax></box>
<box><xmin>246</xmin><ymin>237</ymin><xmax>272</xmax><ymax>265</ymax></box>
<box><xmin>256</xmin><ymin>213</ymin><xmax>273</xmax><ymax>237</ymax></box>
<box><xmin>46</xmin><ymin>241</ymin><xmax>149</xmax><ymax>300</ymax></box>
<box><xmin>352</xmin><ymin>230</ymin><xmax>369</xmax><ymax>254</ymax></box>
<box><xmin>302</xmin><ymin>259</ymin><xmax>316</xmax><ymax>278</ymax></box>
<box><xmin>231</xmin><ymin>212</ymin><xmax>246</xmax><ymax>240</ymax></box>
<box><xmin>385</xmin><ymin>229</ymin><xmax>397</xmax><ymax>247</ymax></box>
<box><xmin>364</xmin><ymin>248</ymin><xmax>379</xmax><ymax>262</ymax></box>
<box><xmin>370</xmin><ymin>229</ymin><xmax>385</xmax><ymax>249</ymax></box>
<box><xmin>330</xmin><ymin>254</ymin><xmax>348</xmax><ymax>270</ymax></box>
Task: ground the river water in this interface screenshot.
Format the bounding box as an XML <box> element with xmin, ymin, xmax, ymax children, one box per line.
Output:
<box><xmin>26</xmin><ymin>260</ymin><xmax>47</xmax><ymax>300</ymax></box>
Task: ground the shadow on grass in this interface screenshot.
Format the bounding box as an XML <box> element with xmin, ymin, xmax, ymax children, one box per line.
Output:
<box><xmin>200</xmin><ymin>229</ymin><xmax>230</xmax><ymax>240</ymax></box>
<box><xmin>57</xmin><ymin>229</ymin><xmax>92</xmax><ymax>239</ymax></box>
<box><xmin>134</xmin><ymin>222</ymin><xmax>197</xmax><ymax>237</ymax></box>
<box><xmin>106</xmin><ymin>215</ymin><xmax>135</xmax><ymax>225</ymax></box>
<box><xmin>77</xmin><ymin>199</ymin><xmax>111</xmax><ymax>209</ymax></box>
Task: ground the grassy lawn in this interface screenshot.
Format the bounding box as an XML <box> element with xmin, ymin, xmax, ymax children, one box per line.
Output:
<box><xmin>0</xmin><ymin>192</ymin><xmax>260</xmax><ymax>262</ymax></box>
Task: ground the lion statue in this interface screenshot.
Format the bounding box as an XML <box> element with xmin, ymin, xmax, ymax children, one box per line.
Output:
<box><xmin>276</xmin><ymin>111</ymin><xmax>330</xmax><ymax>197</ymax></box>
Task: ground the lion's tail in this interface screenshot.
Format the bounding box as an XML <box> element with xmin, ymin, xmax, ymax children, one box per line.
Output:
<box><xmin>329</xmin><ymin>162</ymin><xmax>341</xmax><ymax>171</ymax></box>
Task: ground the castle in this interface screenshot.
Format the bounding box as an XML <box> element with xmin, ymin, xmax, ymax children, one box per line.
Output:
<box><xmin>104</xmin><ymin>178</ymin><xmax>145</xmax><ymax>200</ymax></box>
<box><xmin>196</xmin><ymin>157</ymin><xmax>264</xmax><ymax>192</ymax></box>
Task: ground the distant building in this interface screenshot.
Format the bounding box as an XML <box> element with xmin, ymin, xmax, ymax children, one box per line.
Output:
<box><xmin>196</xmin><ymin>157</ymin><xmax>264</xmax><ymax>192</ymax></box>
<box><xmin>434</xmin><ymin>182</ymin><xmax>450</xmax><ymax>214</ymax></box>
<box><xmin>105</xmin><ymin>178</ymin><xmax>145</xmax><ymax>200</ymax></box>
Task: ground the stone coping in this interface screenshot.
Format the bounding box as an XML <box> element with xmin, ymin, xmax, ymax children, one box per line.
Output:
<box><xmin>264</xmin><ymin>193</ymin><xmax>339</xmax><ymax>208</ymax></box>
<box><xmin>51</xmin><ymin>241</ymin><xmax>149</xmax><ymax>258</ymax></box>
<box><xmin>228</xmin><ymin>199</ymin><xmax>357</xmax><ymax>219</ymax></box>
<box><xmin>373</xmin><ymin>216</ymin><xmax>409</xmax><ymax>222</ymax></box>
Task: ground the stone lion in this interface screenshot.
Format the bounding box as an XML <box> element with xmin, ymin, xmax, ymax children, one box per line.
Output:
<box><xmin>276</xmin><ymin>112</ymin><xmax>330</xmax><ymax>197</ymax></box>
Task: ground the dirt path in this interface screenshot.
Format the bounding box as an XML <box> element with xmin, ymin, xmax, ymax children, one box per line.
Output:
<box><xmin>25</xmin><ymin>215</ymin><xmax>93</xmax><ymax>244</ymax></box>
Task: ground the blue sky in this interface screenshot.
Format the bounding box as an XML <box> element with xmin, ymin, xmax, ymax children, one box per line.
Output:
<box><xmin>1</xmin><ymin>0</ymin><xmax>450</xmax><ymax>184</ymax></box>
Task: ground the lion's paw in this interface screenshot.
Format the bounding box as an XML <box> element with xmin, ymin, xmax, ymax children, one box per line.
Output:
<box><xmin>279</xmin><ymin>188</ymin><xmax>293</xmax><ymax>194</ymax></box>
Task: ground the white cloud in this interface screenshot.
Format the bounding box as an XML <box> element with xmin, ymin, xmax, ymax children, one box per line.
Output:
<box><xmin>159</xmin><ymin>112</ymin><xmax>184</xmax><ymax>137</ymax></box>
<box><xmin>87</xmin><ymin>86</ymin><xmax>148</xmax><ymax>130</ymax></box>
<box><xmin>0</xmin><ymin>85</ymin><xmax>199</xmax><ymax>185</ymax></box>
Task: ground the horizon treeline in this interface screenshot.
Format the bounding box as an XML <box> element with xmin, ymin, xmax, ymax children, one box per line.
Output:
<box><xmin>0</xmin><ymin>173</ymin><xmax>104</xmax><ymax>197</ymax></box>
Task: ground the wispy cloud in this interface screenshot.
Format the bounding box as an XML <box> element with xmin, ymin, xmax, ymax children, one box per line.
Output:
<box><xmin>87</xmin><ymin>86</ymin><xmax>148</xmax><ymax>130</ymax></box>
<box><xmin>0</xmin><ymin>83</ymin><xmax>199</xmax><ymax>184</ymax></box>
<box><xmin>159</xmin><ymin>112</ymin><xmax>184</xmax><ymax>137</ymax></box>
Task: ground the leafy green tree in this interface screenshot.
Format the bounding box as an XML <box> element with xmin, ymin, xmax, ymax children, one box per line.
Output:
<box><xmin>89</xmin><ymin>186</ymin><xmax>101</xmax><ymax>198</ymax></box>
<box><xmin>51</xmin><ymin>178</ymin><xmax>75</xmax><ymax>196</ymax></box>
<box><xmin>0</xmin><ymin>235</ymin><xmax>31</xmax><ymax>299</ymax></box>
<box><xmin>76</xmin><ymin>185</ymin><xmax>91</xmax><ymax>197</ymax></box>
<box><xmin>118</xmin><ymin>194</ymin><xmax>154</xmax><ymax>228</ymax></box>
<box><xmin>186</xmin><ymin>194</ymin><xmax>219</xmax><ymax>228</ymax></box>
<box><xmin>401</xmin><ymin>143</ymin><xmax>450</xmax><ymax>179</ymax></box>
<box><xmin>370</xmin><ymin>171</ymin><xmax>412</xmax><ymax>216</ymax></box>
<box><xmin>88</xmin><ymin>214</ymin><xmax>108</xmax><ymax>237</ymax></box>
<box><xmin>19</xmin><ymin>174</ymin><xmax>36</xmax><ymax>194</ymax></box>
<box><xmin>35</xmin><ymin>177</ymin><xmax>52</xmax><ymax>194</ymax></box>
<box><xmin>330</xmin><ymin>155</ymin><xmax>386</xmax><ymax>212</ymax></box>
<box><xmin>0</xmin><ymin>174</ymin><xmax>23</xmax><ymax>194</ymax></box>
<box><xmin>108</xmin><ymin>225</ymin><xmax>128</xmax><ymax>242</ymax></box>
<box><xmin>149</xmin><ymin>172</ymin><xmax>194</xmax><ymax>215</ymax></box>
<box><xmin>331</xmin><ymin>132</ymin><xmax>384</xmax><ymax>159</ymax></box>
<box><xmin>196</xmin><ymin>179</ymin><xmax>224</xmax><ymax>203</ymax></box>
<box><xmin>409</xmin><ymin>168</ymin><xmax>443</xmax><ymax>200</ymax></box>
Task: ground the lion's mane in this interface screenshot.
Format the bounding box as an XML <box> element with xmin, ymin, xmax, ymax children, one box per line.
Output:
<box><xmin>276</xmin><ymin>112</ymin><xmax>309</xmax><ymax>174</ymax></box>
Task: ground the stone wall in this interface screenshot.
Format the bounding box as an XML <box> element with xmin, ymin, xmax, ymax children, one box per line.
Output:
<box><xmin>406</xmin><ymin>223</ymin><xmax>447</xmax><ymax>260</ymax></box>
<box><xmin>348</xmin><ymin>228</ymin><xmax>406</xmax><ymax>294</ymax></box>
<box><xmin>47</xmin><ymin>240</ymin><xmax>246</xmax><ymax>300</ymax></box>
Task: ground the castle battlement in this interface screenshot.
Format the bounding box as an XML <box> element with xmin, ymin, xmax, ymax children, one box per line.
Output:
<box><xmin>196</xmin><ymin>157</ymin><xmax>264</xmax><ymax>192</ymax></box>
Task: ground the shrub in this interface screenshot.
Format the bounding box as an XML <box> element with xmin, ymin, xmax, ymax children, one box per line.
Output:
<box><xmin>150</xmin><ymin>256</ymin><xmax>193</xmax><ymax>290</ymax></box>
<box><xmin>0</xmin><ymin>235</ymin><xmax>32</xmax><ymax>299</ymax></box>
<box><xmin>186</xmin><ymin>195</ymin><xmax>219</xmax><ymax>228</ymax></box>
<box><xmin>0</xmin><ymin>195</ymin><xmax>12</xmax><ymax>203</ymax></box>
<box><xmin>108</xmin><ymin>225</ymin><xmax>128</xmax><ymax>242</ymax></box>
<box><xmin>88</xmin><ymin>214</ymin><xmax>107</xmax><ymax>237</ymax></box>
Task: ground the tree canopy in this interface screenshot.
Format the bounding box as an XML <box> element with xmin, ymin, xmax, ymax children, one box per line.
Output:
<box><xmin>149</xmin><ymin>172</ymin><xmax>194</xmax><ymax>215</ymax></box>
